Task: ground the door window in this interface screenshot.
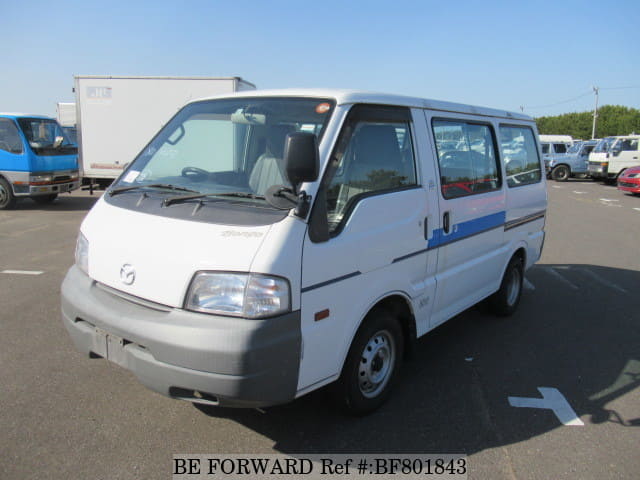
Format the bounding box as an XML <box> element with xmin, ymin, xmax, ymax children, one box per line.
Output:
<box><xmin>432</xmin><ymin>119</ymin><xmax>501</xmax><ymax>199</ymax></box>
<box><xmin>0</xmin><ymin>119</ymin><xmax>24</xmax><ymax>154</ymax></box>
<box><xmin>323</xmin><ymin>105</ymin><xmax>417</xmax><ymax>233</ymax></box>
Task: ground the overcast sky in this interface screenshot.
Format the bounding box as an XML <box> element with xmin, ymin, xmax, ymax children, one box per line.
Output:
<box><xmin>2</xmin><ymin>0</ymin><xmax>638</xmax><ymax>118</ymax></box>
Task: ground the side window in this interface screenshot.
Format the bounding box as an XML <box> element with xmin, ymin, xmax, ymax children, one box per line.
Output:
<box><xmin>0</xmin><ymin>119</ymin><xmax>24</xmax><ymax>154</ymax></box>
<box><xmin>554</xmin><ymin>143</ymin><xmax>567</xmax><ymax>154</ymax></box>
<box><xmin>324</xmin><ymin>105</ymin><xmax>417</xmax><ymax>233</ymax></box>
<box><xmin>541</xmin><ymin>144</ymin><xmax>550</xmax><ymax>154</ymax></box>
<box><xmin>432</xmin><ymin>119</ymin><xmax>500</xmax><ymax>199</ymax></box>
<box><xmin>499</xmin><ymin>125</ymin><xmax>542</xmax><ymax>187</ymax></box>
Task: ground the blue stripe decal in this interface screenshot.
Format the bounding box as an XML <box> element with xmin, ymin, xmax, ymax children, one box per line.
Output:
<box><xmin>428</xmin><ymin>211</ymin><xmax>506</xmax><ymax>250</ymax></box>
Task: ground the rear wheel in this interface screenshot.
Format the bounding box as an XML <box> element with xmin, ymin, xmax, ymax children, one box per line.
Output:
<box><xmin>0</xmin><ymin>178</ymin><xmax>16</xmax><ymax>210</ymax></box>
<box><xmin>551</xmin><ymin>165</ymin><xmax>570</xmax><ymax>181</ymax></box>
<box><xmin>333</xmin><ymin>309</ymin><xmax>404</xmax><ymax>415</ymax></box>
<box><xmin>32</xmin><ymin>193</ymin><xmax>58</xmax><ymax>204</ymax></box>
<box><xmin>488</xmin><ymin>255</ymin><xmax>524</xmax><ymax>316</ymax></box>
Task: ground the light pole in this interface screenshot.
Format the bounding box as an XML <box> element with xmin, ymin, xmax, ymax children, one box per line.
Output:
<box><xmin>591</xmin><ymin>86</ymin><xmax>599</xmax><ymax>139</ymax></box>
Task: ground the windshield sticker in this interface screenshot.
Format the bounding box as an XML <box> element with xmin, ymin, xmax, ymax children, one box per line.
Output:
<box><xmin>315</xmin><ymin>103</ymin><xmax>331</xmax><ymax>114</ymax></box>
<box><xmin>123</xmin><ymin>170</ymin><xmax>140</xmax><ymax>183</ymax></box>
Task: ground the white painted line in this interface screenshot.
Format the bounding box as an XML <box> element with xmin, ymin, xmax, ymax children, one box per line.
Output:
<box><xmin>509</xmin><ymin>387</ymin><xmax>584</xmax><ymax>426</ymax></box>
<box><xmin>541</xmin><ymin>266</ymin><xmax>579</xmax><ymax>290</ymax></box>
<box><xmin>634</xmin><ymin>208</ymin><xmax>640</xmax><ymax>212</ymax></box>
<box><xmin>1</xmin><ymin>270</ymin><xmax>44</xmax><ymax>275</ymax></box>
<box><xmin>552</xmin><ymin>185</ymin><xmax>563</xmax><ymax>189</ymax></box>
<box><xmin>572</xmin><ymin>191</ymin><xmax>587</xmax><ymax>194</ymax></box>
<box><xmin>579</xmin><ymin>268</ymin><xmax>628</xmax><ymax>294</ymax></box>
<box><xmin>599</xmin><ymin>198</ymin><xmax>619</xmax><ymax>202</ymax></box>
<box><xmin>523</xmin><ymin>278</ymin><xmax>535</xmax><ymax>291</ymax></box>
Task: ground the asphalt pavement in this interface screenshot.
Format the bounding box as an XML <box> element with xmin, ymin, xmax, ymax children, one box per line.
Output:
<box><xmin>1</xmin><ymin>181</ymin><xmax>638</xmax><ymax>480</ymax></box>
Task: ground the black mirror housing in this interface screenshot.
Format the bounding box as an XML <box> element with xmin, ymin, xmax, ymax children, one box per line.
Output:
<box><xmin>284</xmin><ymin>132</ymin><xmax>319</xmax><ymax>191</ymax></box>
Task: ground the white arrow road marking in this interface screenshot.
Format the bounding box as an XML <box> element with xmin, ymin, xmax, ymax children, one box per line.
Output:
<box><xmin>509</xmin><ymin>387</ymin><xmax>584</xmax><ymax>426</ymax></box>
<box><xmin>2</xmin><ymin>270</ymin><xmax>44</xmax><ymax>275</ymax></box>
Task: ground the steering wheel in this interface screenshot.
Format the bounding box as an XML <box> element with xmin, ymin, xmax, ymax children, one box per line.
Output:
<box><xmin>181</xmin><ymin>166</ymin><xmax>209</xmax><ymax>181</ymax></box>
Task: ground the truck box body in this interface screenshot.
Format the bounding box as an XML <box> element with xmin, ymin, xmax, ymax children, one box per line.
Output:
<box><xmin>74</xmin><ymin>76</ymin><xmax>255</xmax><ymax>182</ymax></box>
<box><xmin>56</xmin><ymin>103</ymin><xmax>77</xmax><ymax>127</ymax></box>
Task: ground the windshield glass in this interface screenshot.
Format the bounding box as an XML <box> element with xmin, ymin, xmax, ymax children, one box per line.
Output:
<box><xmin>115</xmin><ymin>97</ymin><xmax>335</xmax><ymax>200</ymax></box>
<box><xmin>16</xmin><ymin>117</ymin><xmax>76</xmax><ymax>156</ymax></box>
<box><xmin>594</xmin><ymin>137</ymin><xmax>615</xmax><ymax>153</ymax></box>
<box><xmin>567</xmin><ymin>142</ymin><xmax>582</xmax><ymax>154</ymax></box>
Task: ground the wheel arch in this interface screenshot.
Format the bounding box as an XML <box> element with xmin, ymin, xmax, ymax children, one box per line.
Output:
<box><xmin>340</xmin><ymin>291</ymin><xmax>417</xmax><ymax>374</ymax></box>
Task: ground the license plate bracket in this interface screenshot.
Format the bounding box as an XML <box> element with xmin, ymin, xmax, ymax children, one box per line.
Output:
<box><xmin>94</xmin><ymin>328</ymin><xmax>128</xmax><ymax>367</ymax></box>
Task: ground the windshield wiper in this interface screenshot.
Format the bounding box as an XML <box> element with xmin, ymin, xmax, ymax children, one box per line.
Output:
<box><xmin>109</xmin><ymin>184</ymin><xmax>200</xmax><ymax>197</ymax></box>
<box><xmin>163</xmin><ymin>191</ymin><xmax>265</xmax><ymax>207</ymax></box>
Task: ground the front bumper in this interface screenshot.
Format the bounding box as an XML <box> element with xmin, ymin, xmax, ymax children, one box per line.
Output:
<box><xmin>588</xmin><ymin>164</ymin><xmax>608</xmax><ymax>179</ymax></box>
<box><xmin>617</xmin><ymin>179</ymin><xmax>640</xmax><ymax>193</ymax></box>
<box><xmin>61</xmin><ymin>266</ymin><xmax>301</xmax><ymax>408</ymax></box>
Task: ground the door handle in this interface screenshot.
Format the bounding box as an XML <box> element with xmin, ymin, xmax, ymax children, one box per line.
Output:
<box><xmin>423</xmin><ymin>217</ymin><xmax>429</xmax><ymax>240</ymax></box>
<box><xmin>443</xmin><ymin>211</ymin><xmax>450</xmax><ymax>234</ymax></box>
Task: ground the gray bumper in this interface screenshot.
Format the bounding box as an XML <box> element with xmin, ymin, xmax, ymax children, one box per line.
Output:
<box><xmin>61</xmin><ymin>266</ymin><xmax>301</xmax><ymax>408</ymax></box>
<box><xmin>588</xmin><ymin>164</ymin><xmax>608</xmax><ymax>179</ymax></box>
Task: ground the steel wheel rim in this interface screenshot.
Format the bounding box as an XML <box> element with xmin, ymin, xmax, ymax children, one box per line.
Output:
<box><xmin>0</xmin><ymin>183</ymin><xmax>8</xmax><ymax>207</ymax></box>
<box><xmin>506</xmin><ymin>268</ymin><xmax>521</xmax><ymax>306</ymax></box>
<box><xmin>358</xmin><ymin>329</ymin><xmax>396</xmax><ymax>398</ymax></box>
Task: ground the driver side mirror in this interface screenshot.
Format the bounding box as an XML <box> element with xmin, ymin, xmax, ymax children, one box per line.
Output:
<box><xmin>53</xmin><ymin>136</ymin><xmax>64</xmax><ymax>148</ymax></box>
<box><xmin>284</xmin><ymin>132</ymin><xmax>319</xmax><ymax>193</ymax></box>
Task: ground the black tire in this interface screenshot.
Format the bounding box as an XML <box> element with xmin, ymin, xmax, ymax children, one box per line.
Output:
<box><xmin>333</xmin><ymin>309</ymin><xmax>404</xmax><ymax>415</ymax></box>
<box><xmin>488</xmin><ymin>256</ymin><xmax>524</xmax><ymax>316</ymax></box>
<box><xmin>551</xmin><ymin>165</ymin><xmax>570</xmax><ymax>182</ymax></box>
<box><xmin>0</xmin><ymin>177</ymin><xmax>17</xmax><ymax>210</ymax></box>
<box><xmin>32</xmin><ymin>193</ymin><xmax>58</xmax><ymax>204</ymax></box>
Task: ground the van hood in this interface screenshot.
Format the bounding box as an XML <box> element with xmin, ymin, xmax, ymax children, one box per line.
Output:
<box><xmin>81</xmin><ymin>198</ymin><xmax>271</xmax><ymax>307</ymax></box>
<box><xmin>30</xmin><ymin>152</ymin><xmax>78</xmax><ymax>172</ymax></box>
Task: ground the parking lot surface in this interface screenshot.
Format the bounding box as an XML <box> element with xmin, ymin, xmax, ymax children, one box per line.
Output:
<box><xmin>1</xmin><ymin>181</ymin><xmax>639</xmax><ymax>480</ymax></box>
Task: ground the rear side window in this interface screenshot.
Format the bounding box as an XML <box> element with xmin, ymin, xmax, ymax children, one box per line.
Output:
<box><xmin>499</xmin><ymin>125</ymin><xmax>542</xmax><ymax>187</ymax></box>
<box><xmin>432</xmin><ymin>119</ymin><xmax>501</xmax><ymax>199</ymax></box>
<box><xmin>0</xmin><ymin>118</ymin><xmax>24</xmax><ymax>154</ymax></box>
<box><xmin>553</xmin><ymin>143</ymin><xmax>567</xmax><ymax>154</ymax></box>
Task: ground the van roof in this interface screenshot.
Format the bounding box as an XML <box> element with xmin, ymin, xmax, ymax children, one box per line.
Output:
<box><xmin>189</xmin><ymin>88</ymin><xmax>533</xmax><ymax>122</ymax></box>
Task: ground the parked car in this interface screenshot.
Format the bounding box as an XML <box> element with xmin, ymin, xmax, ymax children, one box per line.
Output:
<box><xmin>545</xmin><ymin>140</ymin><xmax>598</xmax><ymax>181</ymax></box>
<box><xmin>61</xmin><ymin>89</ymin><xmax>546</xmax><ymax>414</ymax></box>
<box><xmin>617</xmin><ymin>165</ymin><xmax>640</xmax><ymax>194</ymax></box>
<box><xmin>589</xmin><ymin>135</ymin><xmax>639</xmax><ymax>182</ymax></box>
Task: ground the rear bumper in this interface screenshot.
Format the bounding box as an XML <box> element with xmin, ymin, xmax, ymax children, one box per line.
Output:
<box><xmin>61</xmin><ymin>265</ymin><xmax>301</xmax><ymax>407</ymax></box>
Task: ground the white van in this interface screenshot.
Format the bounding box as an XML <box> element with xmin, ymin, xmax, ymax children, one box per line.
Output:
<box><xmin>589</xmin><ymin>135</ymin><xmax>640</xmax><ymax>181</ymax></box>
<box><xmin>61</xmin><ymin>90</ymin><xmax>547</xmax><ymax>414</ymax></box>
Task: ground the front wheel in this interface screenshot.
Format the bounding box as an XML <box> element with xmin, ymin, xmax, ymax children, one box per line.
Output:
<box><xmin>333</xmin><ymin>309</ymin><xmax>404</xmax><ymax>415</ymax></box>
<box><xmin>551</xmin><ymin>165</ymin><xmax>570</xmax><ymax>181</ymax></box>
<box><xmin>0</xmin><ymin>177</ymin><xmax>17</xmax><ymax>210</ymax></box>
<box><xmin>488</xmin><ymin>256</ymin><xmax>524</xmax><ymax>316</ymax></box>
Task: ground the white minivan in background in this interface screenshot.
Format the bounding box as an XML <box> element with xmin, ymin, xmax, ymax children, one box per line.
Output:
<box><xmin>61</xmin><ymin>90</ymin><xmax>547</xmax><ymax>414</ymax></box>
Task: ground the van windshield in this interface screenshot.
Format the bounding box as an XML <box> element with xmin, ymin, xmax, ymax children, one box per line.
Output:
<box><xmin>115</xmin><ymin>97</ymin><xmax>335</xmax><ymax>202</ymax></box>
<box><xmin>594</xmin><ymin>137</ymin><xmax>615</xmax><ymax>153</ymax></box>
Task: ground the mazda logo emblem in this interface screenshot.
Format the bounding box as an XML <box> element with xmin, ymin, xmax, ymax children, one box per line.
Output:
<box><xmin>120</xmin><ymin>264</ymin><xmax>136</xmax><ymax>285</ymax></box>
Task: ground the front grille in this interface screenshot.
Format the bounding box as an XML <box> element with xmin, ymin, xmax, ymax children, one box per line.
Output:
<box><xmin>54</xmin><ymin>175</ymin><xmax>71</xmax><ymax>182</ymax></box>
<box><xmin>618</xmin><ymin>182</ymin><xmax>639</xmax><ymax>188</ymax></box>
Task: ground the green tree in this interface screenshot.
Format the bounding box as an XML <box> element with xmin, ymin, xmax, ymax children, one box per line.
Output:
<box><xmin>535</xmin><ymin>105</ymin><xmax>640</xmax><ymax>139</ymax></box>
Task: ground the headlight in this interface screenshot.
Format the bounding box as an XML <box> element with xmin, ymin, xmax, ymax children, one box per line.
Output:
<box><xmin>29</xmin><ymin>174</ymin><xmax>53</xmax><ymax>184</ymax></box>
<box><xmin>75</xmin><ymin>232</ymin><xmax>89</xmax><ymax>275</ymax></box>
<box><xmin>185</xmin><ymin>272</ymin><xmax>290</xmax><ymax>319</ymax></box>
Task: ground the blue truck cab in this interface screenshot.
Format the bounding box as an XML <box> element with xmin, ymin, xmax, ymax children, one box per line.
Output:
<box><xmin>0</xmin><ymin>113</ymin><xmax>80</xmax><ymax>209</ymax></box>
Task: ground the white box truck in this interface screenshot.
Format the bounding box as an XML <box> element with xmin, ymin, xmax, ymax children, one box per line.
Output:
<box><xmin>74</xmin><ymin>76</ymin><xmax>255</xmax><ymax>188</ymax></box>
